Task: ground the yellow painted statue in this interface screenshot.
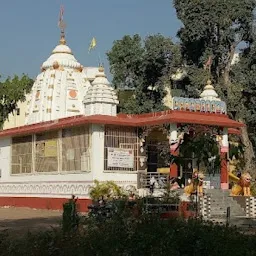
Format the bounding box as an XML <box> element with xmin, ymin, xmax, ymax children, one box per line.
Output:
<box><xmin>184</xmin><ymin>170</ymin><xmax>205</xmax><ymax>196</ymax></box>
<box><xmin>230</xmin><ymin>172</ymin><xmax>252</xmax><ymax>196</ymax></box>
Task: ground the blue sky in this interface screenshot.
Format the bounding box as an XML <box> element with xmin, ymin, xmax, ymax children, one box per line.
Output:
<box><xmin>0</xmin><ymin>0</ymin><xmax>181</xmax><ymax>80</ymax></box>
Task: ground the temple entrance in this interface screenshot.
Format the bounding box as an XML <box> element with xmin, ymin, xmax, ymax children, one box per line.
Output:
<box><xmin>146</xmin><ymin>128</ymin><xmax>169</xmax><ymax>174</ymax></box>
<box><xmin>171</xmin><ymin>124</ymin><xmax>223</xmax><ymax>189</ymax></box>
<box><xmin>137</xmin><ymin>127</ymin><xmax>170</xmax><ymax>189</ymax></box>
<box><xmin>137</xmin><ymin>124</ymin><xmax>227</xmax><ymax>190</ymax></box>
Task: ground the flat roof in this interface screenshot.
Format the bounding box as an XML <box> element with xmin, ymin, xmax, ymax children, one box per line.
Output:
<box><xmin>0</xmin><ymin>110</ymin><xmax>244</xmax><ymax>138</ymax></box>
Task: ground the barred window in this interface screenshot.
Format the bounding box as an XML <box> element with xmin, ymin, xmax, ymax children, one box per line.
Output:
<box><xmin>11</xmin><ymin>135</ymin><xmax>32</xmax><ymax>174</ymax></box>
<box><xmin>35</xmin><ymin>131</ymin><xmax>59</xmax><ymax>172</ymax></box>
<box><xmin>62</xmin><ymin>126</ymin><xmax>90</xmax><ymax>172</ymax></box>
<box><xmin>11</xmin><ymin>126</ymin><xmax>92</xmax><ymax>174</ymax></box>
<box><xmin>104</xmin><ymin>126</ymin><xmax>138</xmax><ymax>172</ymax></box>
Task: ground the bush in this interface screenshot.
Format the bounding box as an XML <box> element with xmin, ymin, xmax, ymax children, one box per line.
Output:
<box><xmin>1</xmin><ymin>213</ymin><xmax>256</xmax><ymax>256</ymax></box>
<box><xmin>62</xmin><ymin>196</ymin><xmax>79</xmax><ymax>233</ymax></box>
<box><xmin>89</xmin><ymin>180</ymin><xmax>128</xmax><ymax>202</ymax></box>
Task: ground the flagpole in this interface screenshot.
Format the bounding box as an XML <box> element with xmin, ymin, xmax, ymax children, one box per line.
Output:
<box><xmin>98</xmin><ymin>52</ymin><xmax>103</xmax><ymax>67</ymax></box>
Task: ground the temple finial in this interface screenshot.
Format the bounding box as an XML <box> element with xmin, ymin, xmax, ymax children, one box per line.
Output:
<box><xmin>57</xmin><ymin>5</ymin><xmax>66</xmax><ymax>45</ymax></box>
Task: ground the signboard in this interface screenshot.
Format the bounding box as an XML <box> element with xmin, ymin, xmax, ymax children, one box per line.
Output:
<box><xmin>44</xmin><ymin>140</ymin><xmax>57</xmax><ymax>157</ymax></box>
<box><xmin>107</xmin><ymin>147</ymin><xmax>134</xmax><ymax>169</ymax></box>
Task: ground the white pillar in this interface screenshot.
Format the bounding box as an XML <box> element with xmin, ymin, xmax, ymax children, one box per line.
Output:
<box><xmin>169</xmin><ymin>123</ymin><xmax>178</xmax><ymax>151</ymax></box>
<box><xmin>221</xmin><ymin>128</ymin><xmax>229</xmax><ymax>153</ymax></box>
<box><xmin>169</xmin><ymin>123</ymin><xmax>179</xmax><ymax>177</ymax></box>
<box><xmin>91</xmin><ymin>124</ymin><xmax>105</xmax><ymax>181</ymax></box>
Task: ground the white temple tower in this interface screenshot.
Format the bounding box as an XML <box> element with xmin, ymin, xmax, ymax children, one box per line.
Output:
<box><xmin>84</xmin><ymin>66</ymin><xmax>119</xmax><ymax>116</ymax></box>
<box><xmin>200</xmin><ymin>80</ymin><xmax>220</xmax><ymax>101</ymax></box>
<box><xmin>25</xmin><ymin>31</ymin><xmax>91</xmax><ymax>125</ymax></box>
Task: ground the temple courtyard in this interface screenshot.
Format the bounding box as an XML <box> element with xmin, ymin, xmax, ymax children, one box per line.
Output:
<box><xmin>0</xmin><ymin>207</ymin><xmax>62</xmax><ymax>235</ymax></box>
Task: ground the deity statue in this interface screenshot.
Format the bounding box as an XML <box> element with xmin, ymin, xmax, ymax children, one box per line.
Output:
<box><xmin>184</xmin><ymin>169</ymin><xmax>205</xmax><ymax>196</ymax></box>
<box><xmin>230</xmin><ymin>172</ymin><xmax>252</xmax><ymax>196</ymax></box>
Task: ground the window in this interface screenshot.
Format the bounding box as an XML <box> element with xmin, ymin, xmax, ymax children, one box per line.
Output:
<box><xmin>35</xmin><ymin>131</ymin><xmax>58</xmax><ymax>172</ymax></box>
<box><xmin>16</xmin><ymin>108</ymin><xmax>20</xmax><ymax>116</ymax></box>
<box><xmin>104</xmin><ymin>126</ymin><xmax>138</xmax><ymax>172</ymax></box>
<box><xmin>62</xmin><ymin>126</ymin><xmax>90</xmax><ymax>172</ymax></box>
<box><xmin>11</xmin><ymin>135</ymin><xmax>32</xmax><ymax>174</ymax></box>
<box><xmin>11</xmin><ymin>126</ymin><xmax>92</xmax><ymax>175</ymax></box>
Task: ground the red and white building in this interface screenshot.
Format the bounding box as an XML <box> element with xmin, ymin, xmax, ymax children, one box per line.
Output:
<box><xmin>0</xmin><ymin>31</ymin><xmax>244</xmax><ymax>211</ymax></box>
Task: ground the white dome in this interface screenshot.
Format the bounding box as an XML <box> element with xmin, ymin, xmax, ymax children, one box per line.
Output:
<box><xmin>84</xmin><ymin>67</ymin><xmax>119</xmax><ymax>116</ymax></box>
<box><xmin>41</xmin><ymin>36</ymin><xmax>82</xmax><ymax>70</ymax></box>
<box><xmin>25</xmin><ymin>35</ymin><xmax>91</xmax><ymax>125</ymax></box>
<box><xmin>200</xmin><ymin>80</ymin><xmax>220</xmax><ymax>101</ymax></box>
<box><xmin>84</xmin><ymin>67</ymin><xmax>118</xmax><ymax>105</ymax></box>
<box><xmin>52</xmin><ymin>44</ymin><xmax>72</xmax><ymax>54</ymax></box>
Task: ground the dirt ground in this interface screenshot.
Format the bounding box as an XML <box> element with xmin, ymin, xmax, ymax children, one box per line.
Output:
<box><xmin>0</xmin><ymin>207</ymin><xmax>63</xmax><ymax>234</ymax></box>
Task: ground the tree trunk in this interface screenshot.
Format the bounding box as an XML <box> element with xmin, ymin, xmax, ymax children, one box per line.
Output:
<box><xmin>239</xmin><ymin>118</ymin><xmax>256</xmax><ymax>174</ymax></box>
<box><xmin>223</xmin><ymin>44</ymin><xmax>236</xmax><ymax>86</ymax></box>
<box><xmin>221</xmin><ymin>44</ymin><xmax>256</xmax><ymax>174</ymax></box>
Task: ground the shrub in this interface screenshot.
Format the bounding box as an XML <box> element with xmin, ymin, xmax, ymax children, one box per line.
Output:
<box><xmin>89</xmin><ymin>180</ymin><xmax>128</xmax><ymax>202</ymax></box>
<box><xmin>62</xmin><ymin>196</ymin><xmax>79</xmax><ymax>233</ymax></box>
<box><xmin>1</xmin><ymin>213</ymin><xmax>256</xmax><ymax>256</ymax></box>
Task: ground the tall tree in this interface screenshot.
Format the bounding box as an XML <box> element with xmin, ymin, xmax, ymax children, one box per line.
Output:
<box><xmin>107</xmin><ymin>34</ymin><xmax>182</xmax><ymax>114</ymax></box>
<box><xmin>0</xmin><ymin>74</ymin><xmax>33</xmax><ymax>127</ymax></box>
<box><xmin>174</xmin><ymin>0</ymin><xmax>256</xmax><ymax>171</ymax></box>
<box><xmin>232</xmin><ymin>40</ymin><xmax>256</xmax><ymax>160</ymax></box>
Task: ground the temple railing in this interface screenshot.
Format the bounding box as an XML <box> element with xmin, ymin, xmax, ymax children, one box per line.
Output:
<box><xmin>137</xmin><ymin>172</ymin><xmax>171</xmax><ymax>189</ymax></box>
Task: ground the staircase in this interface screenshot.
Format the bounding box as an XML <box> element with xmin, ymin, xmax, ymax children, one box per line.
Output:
<box><xmin>205</xmin><ymin>189</ymin><xmax>246</xmax><ymax>225</ymax></box>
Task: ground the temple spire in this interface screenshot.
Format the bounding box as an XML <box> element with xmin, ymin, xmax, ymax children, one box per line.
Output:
<box><xmin>200</xmin><ymin>80</ymin><xmax>220</xmax><ymax>101</ymax></box>
<box><xmin>57</xmin><ymin>5</ymin><xmax>66</xmax><ymax>45</ymax></box>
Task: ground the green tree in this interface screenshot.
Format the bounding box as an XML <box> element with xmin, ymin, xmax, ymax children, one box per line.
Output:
<box><xmin>232</xmin><ymin>41</ymin><xmax>256</xmax><ymax>160</ymax></box>
<box><xmin>107</xmin><ymin>34</ymin><xmax>182</xmax><ymax>114</ymax></box>
<box><xmin>173</xmin><ymin>0</ymin><xmax>256</xmax><ymax>171</ymax></box>
<box><xmin>0</xmin><ymin>74</ymin><xmax>33</xmax><ymax>127</ymax></box>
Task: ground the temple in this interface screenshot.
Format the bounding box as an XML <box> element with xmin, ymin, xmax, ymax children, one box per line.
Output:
<box><xmin>0</xmin><ymin>20</ymin><xmax>244</xmax><ymax>211</ymax></box>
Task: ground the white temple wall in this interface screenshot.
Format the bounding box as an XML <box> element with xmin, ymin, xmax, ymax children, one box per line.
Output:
<box><xmin>111</xmin><ymin>104</ymin><xmax>117</xmax><ymax>116</ymax></box>
<box><xmin>91</xmin><ymin>124</ymin><xmax>137</xmax><ymax>187</ymax></box>
<box><xmin>0</xmin><ymin>137</ymin><xmax>11</xmax><ymax>180</ymax></box>
<box><xmin>0</xmin><ymin>133</ymin><xmax>93</xmax><ymax>199</ymax></box>
<box><xmin>0</xmin><ymin>124</ymin><xmax>138</xmax><ymax>200</ymax></box>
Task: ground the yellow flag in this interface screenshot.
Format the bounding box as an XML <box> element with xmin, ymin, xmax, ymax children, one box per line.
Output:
<box><xmin>88</xmin><ymin>37</ymin><xmax>97</xmax><ymax>53</ymax></box>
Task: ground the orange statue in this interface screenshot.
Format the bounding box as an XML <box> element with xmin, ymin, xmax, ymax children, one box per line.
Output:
<box><xmin>184</xmin><ymin>170</ymin><xmax>204</xmax><ymax>196</ymax></box>
<box><xmin>230</xmin><ymin>172</ymin><xmax>252</xmax><ymax>196</ymax></box>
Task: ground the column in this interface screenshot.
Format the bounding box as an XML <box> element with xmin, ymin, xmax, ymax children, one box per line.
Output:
<box><xmin>220</xmin><ymin>128</ymin><xmax>229</xmax><ymax>189</ymax></box>
<box><xmin>169</xmin><ymin>123</ymin><xmax>179</xmax><ymax>178</ymax></box>
<box><xmin>91</xmin><ymin>124</ymin><xmax>105</xmax><ymax>181</ymax></box>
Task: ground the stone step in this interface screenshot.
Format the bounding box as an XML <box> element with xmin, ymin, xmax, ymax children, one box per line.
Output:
<box><xmin>215</xmin><ymin>206</ymin><xmax>245</xmax><ymax>211</ymax></box>
<box><xmin>201</xmin><ymin>191</ymin><xmax>247</xmax><ymax>220</ymax></box>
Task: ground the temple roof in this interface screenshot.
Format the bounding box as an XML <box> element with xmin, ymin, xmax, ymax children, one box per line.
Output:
<box><xmin>0</xmin><ymin>110</ymin><xmax>244</xmax><ymax>139</ymax></box>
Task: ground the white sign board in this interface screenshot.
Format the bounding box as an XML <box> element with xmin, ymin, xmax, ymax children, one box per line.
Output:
<box><xmin>107</xmin><ymin>147</ymin><xmax>134</xmax><ymax>169</ymax></box>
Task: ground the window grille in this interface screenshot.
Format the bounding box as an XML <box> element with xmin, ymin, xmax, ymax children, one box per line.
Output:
<box><xmin>104</xmin><ymin>125</ymin><xmax>138</xmax><ymax>172</ymax></box>
<box><xmin>11</xmin><ymin>126</ymin><xmax>91</xmax><ymax>174</ymax></box>
<box><xmin>11</xmin><ymin>135</ymin><xmax>32</xmax><ymax>174</ymax></box>
<box><xmin>62</xmin><ymin>126</ymin><xmax>90</xmax><ymax>172</ymax></box>
<box><xmin>35</xmin><ymin>131</ymin><xmax>59</xmax><ymax>172</ymax></box>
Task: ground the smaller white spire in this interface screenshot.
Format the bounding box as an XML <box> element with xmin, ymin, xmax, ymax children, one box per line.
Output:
<box><xmin>200</xmin><ymin>80</ymin><xmax>220</xmax><ymax>101</ymax></box>
<box><xmin>84</xmin><ymin>66</ymin><xmax>119</xmax><ymax>116</ymax></box>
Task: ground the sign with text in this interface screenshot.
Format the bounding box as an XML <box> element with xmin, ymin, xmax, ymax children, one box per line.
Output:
<box><xmin>107</xmin><ymin>147</ymin><xmax>134</xmax><ymax>169</ymax></box>
<box><xmin>44</xmin><ymin>140</ymin><xmax>58</xmax><ymax>157</ymax></box>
